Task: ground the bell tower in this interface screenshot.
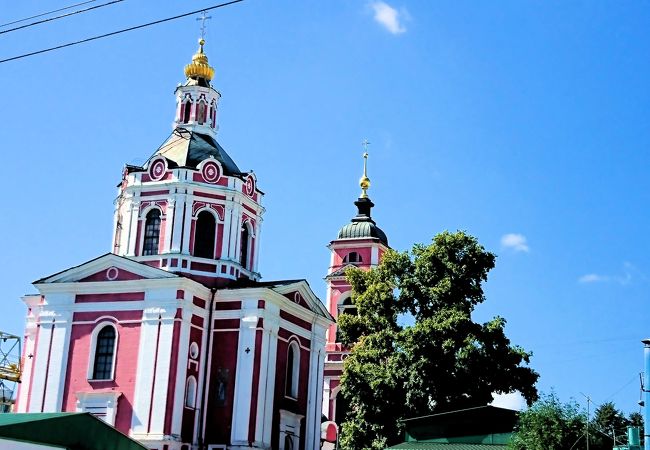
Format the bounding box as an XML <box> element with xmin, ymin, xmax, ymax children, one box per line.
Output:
<box><xmin>322</xmin><ymin>150</ymin><xmax>390</xmax><ymax>423</ymax></box>
<box><xmin>174</xmin><ymin>38</ymin><xmax>221</xmax><ymax>135</ymax></box>
<box><xmin>111</xmin><ymin>38</ymin><xmax>264</xmax><ymax>287</ymax></box>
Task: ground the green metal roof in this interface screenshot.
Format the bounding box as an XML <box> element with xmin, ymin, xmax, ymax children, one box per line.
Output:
<box><xmin>0</xmin><ymin>413</ymin><xmax>148</xmax><ymax>450</ymax></box>
<box><xmin>388</xmin><ymin>444</ymin><xmax>507</xmax><ymax>450</ymax></box>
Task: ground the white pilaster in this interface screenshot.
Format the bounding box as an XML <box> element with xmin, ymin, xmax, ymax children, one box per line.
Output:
<box><xmin>181</xmin><ymin>194</ymin><xmax>195</xmax><ymax>254</ymax></box>
<box><xmin>254</xmin><ymin>303</ymin><xmax>279</xmax><ymax>447</ymax></box>
<box><xmin>170</xmin><ymin>193</ymin><xmax>186</xmax><ymax>253</ymax></box>
<box><xmin>28</xmin><ymin>317</ymin><xmax>53</xmax><ymax>412</ymax></box>
<box><xmin>305</xmin><ymin>325</ymin><xmax>327</xmax><ymax>450</ymax></box>
<box><xmin>126</xmin><ymin>199</ymin><xmax>141</xmax><ymax>256</ymax></box>
<box><xmin>230</xmin><ymin>299</ymin><xmax>258</xmax><ymax>446</ymax></box>
<box><xmin>371</xmin><ymin>245</ymin><xmax>379</xmax><ymax>266</ymax></box>
<box><xmin>171</xmin><ymin>308</ymin><xmax>192</xmax><ymax>438</ymax></box>
<box><xmin>42</xmin><ymin>309</ymin><xmax>72</xmax><ymax>412</ymax></box>
<box><xmin>163</xmin><ymin>198</ymin><xmax>176</xmax><ymax>253</ymax></box>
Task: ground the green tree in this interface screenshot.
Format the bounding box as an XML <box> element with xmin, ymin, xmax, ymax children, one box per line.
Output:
<box><xmin>591</xmin><ymin>401</ymin><xmax>629</xmax><ymax>449</ymax></box>
<box><xmin>629</xmin><ymin>411</ymin><xmax>644</xmax><ymax>432</ymax></box>
<box><xmin>338</xmin><ymin>231</ymin><xmax>539</xmax><ymax>450</ymax></box>
<box><xmin>509</xmin><ymin>392</ymin><xmax>586</xmax><ymax>450</ymax></box>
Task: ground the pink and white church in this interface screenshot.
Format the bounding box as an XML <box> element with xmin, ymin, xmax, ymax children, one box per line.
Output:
<box><xmin>14</xmin><ymin>37</ymin><xmax>390</xmax><ymax>450</ymax></box>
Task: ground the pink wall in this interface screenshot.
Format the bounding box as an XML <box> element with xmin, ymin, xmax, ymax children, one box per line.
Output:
<box><xmin>62</xmin><ymin>310</ymin><xmax>142</xmax><ymax>434</ymax></box>
<box><xmin>272</xmin><ymin>335</ymin><xmax>311</xmax><ymax>450</ymax></box>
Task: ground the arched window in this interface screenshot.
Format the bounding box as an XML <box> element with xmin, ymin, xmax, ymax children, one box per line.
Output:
<box><xmin>194</xmin><ymin>210</ymin><xmax>216</xmax><ymax>259</ymax></box>
<box><xmin>284</xmin><ymin>435</ymin><xmax>294</xmax><ymax>450</ymax></box>
<box><xmin>240</xmin><ymin>223</ymin><xmax>250</xmax><ymax>269</ymax></box>
<box><xmin>197</xmin><ymin>102</ymin><xmax>206</xmax><ymax>125</ymax></box>
<box><xmin>182</xmin><ymin>100</ymin><xmax>191</xmax><ymax>123</ymax></box>
<box><xmin>185</xmin><ymin>376</ymin><xmax>197</xmax><ymax>408</ymax></box>
<box><xmin>92</xmin><ymin>325</ymin><xmax>116</xmax><ymax>380</ymax></box>
<box><xmin>286</xmin><ymin>341</ymin><xmax>300</xmax><ymax>398</ymax></box>
<box><xmin>343</xmin><ymin>251</ymin><xmax>362</xmax><ymax>264</ymax></box>
<box><xmin>336</xmin><ymin>296</ymin><xmax>357</xmax><ymax>343</ymax></box>
<box><xmin>142</xmin><ymin>209</ymin><xmax>161</xmax><ymax>256</ymax></box>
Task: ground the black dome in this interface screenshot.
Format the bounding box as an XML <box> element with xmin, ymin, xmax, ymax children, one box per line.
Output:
<box><xmin>337</xmin><ymin>221</ymin><xmax>388</xmax><ymax>246</ymax></box>
<box><xmin>335</xmin><ymin>196</ymin><xmax>388</xmax><ymax>246</ymax></box>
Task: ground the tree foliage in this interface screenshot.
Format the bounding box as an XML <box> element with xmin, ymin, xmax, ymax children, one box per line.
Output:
<box><xmin>510</xmin><ymin>396</ymin><xmax>643</xmax><ymax>450</ymax></box>
<box><xmin>591</xmin><ymin>402</ymin><xmax>629</xmax><ymax>449</ymax></box>
<box><xmin>509</xmin><ymin>392</ymin><xmax>586</xmax><ymax>450</ymax></box>
<box><xmin>338</xmin><ymin>231</ymin><xmax>539</xmax><ymax>450</ymax></box>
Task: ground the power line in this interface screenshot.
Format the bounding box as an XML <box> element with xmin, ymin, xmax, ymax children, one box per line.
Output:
<box><xmin>0</xmin><ymin>1</ymin><xmax>99</xmax><ymax>28</ymax></box>
<box><xmin>0</xmin><ymin>0</ymin><xmax>245</xmax><ymax>65</ymax></box>
<box><xmin>0</xmin><ymin>0</ymin><xmax>125</xmax><ymax>36</ymax></box>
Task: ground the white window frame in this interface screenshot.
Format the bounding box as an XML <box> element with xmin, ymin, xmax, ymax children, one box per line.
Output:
<box><xmin>185</xmin><ymin>375</ymin><xmax>197</xmax><ymax>409</ymax></box>
<box><xmin>140</xmin><ymin>205</ymin><xmax>163</xmax><ymax>256</ymax></box>
<box><xmin>76</xmin><ymin>391</ymin><xmax>121</xmax><ymax>426</ymax></box>
<box><xmin>279</xmin><ymin>409</ymin><xmax>304</xmax><ymax>450</ymax></box>
<box><xmin>285</xmin><ymin>340</ymin><xmax>300</xmax><ymax>399</ymax></box>
<box><xmin>87</xmin><ymin>321</ymin><xmax>118</xmax><ymax>381</ymax></box>
<box><xmin>343</xmin><ymin>251</ymin><xmax>362</xmax><ymax>264</ymax></box>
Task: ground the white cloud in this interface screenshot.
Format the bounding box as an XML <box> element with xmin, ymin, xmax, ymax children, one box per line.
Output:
<box><xmin>500</xmin><ymin>233</ymin><xmax>529</xmax><ymax>253</ymax></box>
<box><xmin>578</xmin><ymin>262</ymin><xmax>637</xmax><ymax>285</ymax></box>
<box><xmin>491</xmin><ymin>392</ymin><xmax>527</xmax><ymax>411</ymax></box>
<box><xmin>370</xmin><ymin>1</ymin><xmax>407</xmax><ymax>34</ymax></box>
<box><xmin>578</xmin><ymin>273</ymin><xmax>608</xmax><ymax>283</ymax></box>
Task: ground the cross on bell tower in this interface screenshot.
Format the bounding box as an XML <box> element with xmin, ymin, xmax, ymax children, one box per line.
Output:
<box><xmin>197</xmin><ymin>10</ymin><xmax>212</xmax><ymax>40</ymax></box>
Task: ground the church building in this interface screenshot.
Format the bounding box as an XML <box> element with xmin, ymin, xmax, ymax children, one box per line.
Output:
<box><xmin>14</xmin><ymin>38</ymin><xmax>337</xmax><ymax>450</ymax></box>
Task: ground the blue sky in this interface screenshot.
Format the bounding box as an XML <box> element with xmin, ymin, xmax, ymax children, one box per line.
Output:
<box><xmin>1</xmin><ymin>0</ymin><xmax>650</xmax><ymax>415</ymax></box>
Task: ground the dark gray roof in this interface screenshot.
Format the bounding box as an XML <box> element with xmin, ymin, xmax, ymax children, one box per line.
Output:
<box><xmin>336</xmin><ymin>196</ymin><xmax>389</xmax><ymax>246</ymax></box>
<box><xmin>338</xmin><ymin>221</ymin><xmax>388</xmax><ymax>245</ymax></box>
<box><xmin>152</xmin><ymin>127</ymin><xmax>243</xmax><ymax>175</ymax></box>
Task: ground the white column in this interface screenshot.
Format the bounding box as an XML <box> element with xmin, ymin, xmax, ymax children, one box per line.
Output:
<box><xmin>163</xmin><ymin>198</ymin><xmax>176</xmax><ymax>254</ymax></box>
<box><xmin>42</xmin><ymin>309</ymin><xmax>72</xmax><ymax>412</ymax></box>
<box><xmin>131</xmin><ymin>295</ymin><xmax>176</xmax><ymax>440</ymax></box>
<box><xmin>126</xmin><ymin>199</ymin><xmax>141</xmax><ymax>256</ymax></box>
<box><xmin>253</xmin><ymin>217</ymin><xmax>263</xmax><ymax>274</ymax></box>
<box><xmin>229</xmin><ymin>201</ymin><xmax>242</xmax><ymax>261</ymax></box>
<box><xmin>254</xmin><ymin>303</ymin><xmax>279</xmax><ymax>447</ymax></box>
<box><xmin>371</xmin><ymin>245</ymin><xmax>379</xmax><ymax>266</ymax></box>
<box><xmin>27</xmin><ymin>316</ymin><xmax>54</xmax><ymax>412</ymax></box>
<box><xmin>322</xmin><ymin>378</ymin><xmax>331</xmax><ymax>418</ymax></box>
<box><xmin>170</xmin><ymin>194</ymin><xmax>185</xmax><ymax>253</ymax></box>
<box><xmin>305</xmin><ymin>326</ymin><xmax>327</xmax><ymax>450</ymax></box>
<box><xmin>148</xmin><ymin>311</ymin><xmax>176</xmax><ymax>437</ymax></box>
<box><xmin>16</xmin><ymin>316</ymin><xmax>37</xmax><ymax>412</ymax></box>
<box><xmin>170</xmin><ymin>307</ymin><xmax>192</xmax><ymax>437</ymax></box>
<box><xmin>230</xmin><ymin>299</ymin><xmax>259</xmax><ymax>447</ymax></box>
<box><xmin>222</xmin><ymin>203</ymin><xmax>233</xmax><ymax>260</ymax></box>
<box><xmin>181</xmin><ymin>194</ymin><xmax>195</xmax><ymax>255</ymax></box>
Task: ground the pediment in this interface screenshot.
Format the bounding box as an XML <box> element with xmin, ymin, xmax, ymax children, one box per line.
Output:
<box><xmin>325</xmin><ymin>263</ymin><xmax>358</xmax><ymax>279</ymax></box>
<box><xmin>271</xmin><ymin>280</ymin><xmax>333</xmax><ymax>322</ymax></box>
<box><xmin>35</xmin><ymin>253</ymin><xmax>179</xmax><ymax>284</ymax></box>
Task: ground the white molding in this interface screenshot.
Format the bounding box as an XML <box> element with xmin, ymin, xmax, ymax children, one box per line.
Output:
<box><xmin>76</xmin><ymin>391</ymin><xmax>122</xmax><ymax>425</ymax></box>
<box><xmin>279</xmin><ymin>409</ymin><xmax>304</xmax><ymax>450</ymax></box>
<box><xmin>86</xmin><ymin>321</ymin><xmax>119</xmax><ymax>381</ymax></box>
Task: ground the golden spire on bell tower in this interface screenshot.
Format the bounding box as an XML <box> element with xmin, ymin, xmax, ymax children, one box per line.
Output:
<box><xmin>359</xmin><ymin>140</ymin><xmax>371</xmax><ymax>198</ymax></box>
<box><xmin>184</xmin><ymin>12</ymin><xmax>215</xmax><ymax>82</ymax></box>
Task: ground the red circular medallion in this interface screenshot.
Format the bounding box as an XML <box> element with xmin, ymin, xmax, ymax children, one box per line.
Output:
<box><xmin>149</xmin><ymin>158</ymin><xmax>167</xmax><ymax>181</ymax></box>
<box><xmin>245</xmin><ymin>175</ymin><xmax>255</xmax><ymax>197</ymax></box>
<box><xmin>201</xmin><ymin>160</ymin><xmax>222</xmax><ymax>184</ymax></box>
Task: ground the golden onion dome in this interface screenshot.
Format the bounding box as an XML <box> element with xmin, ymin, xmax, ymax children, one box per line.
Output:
<box><xmin>359</xmin><ymin>152</ymin><xmax>371</xmax><ymax>198</ymax></box>
<box><xmin>184</xmin><ymin>39</ymin><xmax>215</xmax><ymax>82</ymax></box>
